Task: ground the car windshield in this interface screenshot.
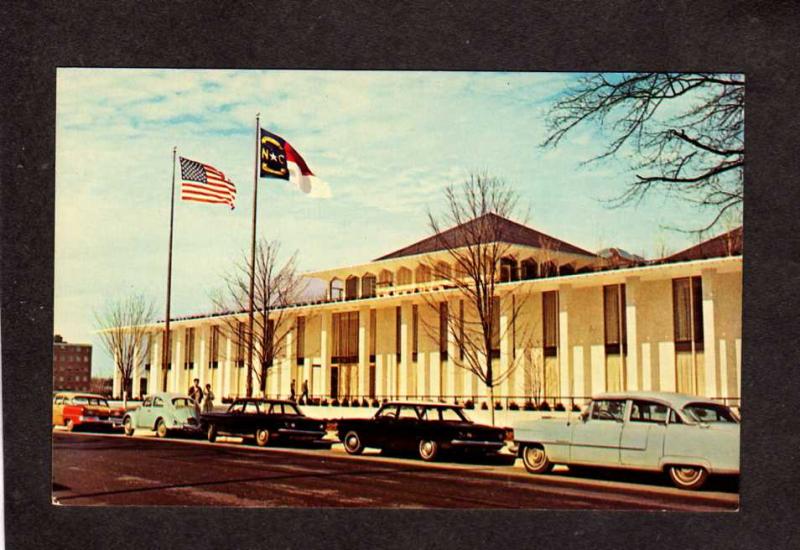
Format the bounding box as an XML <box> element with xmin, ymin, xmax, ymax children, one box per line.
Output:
<box><xmin>282</xmin><ymin>403</ymin><xmax>302</xmax><ymax>416</ymax></box>
<box><xmin>72</xmin><ymin>396</ymin><xmax>108</xmax><ymax>407</ymax></box>
<box><xmin>682</xmin><ymin>403</ymin><xmax>738</xmax><ymax>423</ymax></box>
<box><xmin>172</xmin><ymin>398</ymin><xmax>194</xmax><ymax>408</ymax></box>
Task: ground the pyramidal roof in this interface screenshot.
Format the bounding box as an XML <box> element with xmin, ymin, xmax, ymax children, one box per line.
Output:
<box><xmin>375</xmin><ymin>213</ymin><xmax>596</xmax><ymax>261</ymax></box>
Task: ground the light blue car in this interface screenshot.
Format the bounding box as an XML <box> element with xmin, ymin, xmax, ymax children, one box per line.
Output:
<box><xmin>514</xmin><ymin>391</ymin><xmax>740</xmax><ymax>490</ymax></box>
<box><xmin>122</xmin><ymin>392</ymin><xmax>202</xmax><ymax>438</ymax></box>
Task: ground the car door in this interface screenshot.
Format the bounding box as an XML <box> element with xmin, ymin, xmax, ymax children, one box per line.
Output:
<box><xmin>150</xmin><ymin>396</ymin><xmax>166</xmax><ymax>427</ymax></box>
<box><xmin>620</xmin><ymin>400</ymin><xmax>668</xmax><ymax>469</ymax></box>
<box><xmin>394</xmin><ymin>405</ymin><xmax>422</xmax><ymax>450</ymax></box>
<box><xmin>137</xmin><ymin>397</ymin><xmax>153</xmax><ymax>428</ymax></box>
<box><xmin>371</xmin><ymin>405</ymin><xmax>400</xmax><ymax>447</ymax></box>
<box><xmin>569</xmin><ymin>399</ymin><xmax>626</xmax><ymax>466</ymax></box>
<box><xmin>53</xmin><ymin>396</ymin><xmax>64</xmax><ymax>425</ymax></box>
<box><xmin>239</xmin><ymin>400</ymin><xmax>262</xmax><ymax>436</ymax></box>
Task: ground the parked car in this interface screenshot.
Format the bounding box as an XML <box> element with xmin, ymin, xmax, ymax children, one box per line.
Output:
<box><xmin>201</xmin><ymin>398</ymin><xmax>329</xmax><ymax>447</ymax></box>
<box><xmin>514</xmin><ymin>391</ymin><xmax>740</xmax><ymax>490</ymax></box>
<box><xmin>122</xmin><ymin>392</ymin><xmax>202</xmax><ymax>438</ymax></box>
<box><xmin>336</xmin><ymin>401</ymin><xmax>512</xmax><ymax>461</ymax></box>
<box><xmin>53</xmin><ymin>391</ymin><xmax>125</xmax><ymax>431</ymax></box>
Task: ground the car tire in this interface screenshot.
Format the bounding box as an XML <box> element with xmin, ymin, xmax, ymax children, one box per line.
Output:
<box><xmin>255</xmin><ymin>428</ymin><xmax>271</xmax><ymax>447</ymax></box>
<box><xmin>521</xmin><ymin>444</ymin><xmax>553</xmax><ymax>474</ymax></box>
<box><xmin>343</xmin><ymin>430</ymin><xmax>364</xmax><ymax>455</ymax></box>
<box><xmin>123</xmin><ymin>416</ymin><xmax>135</xmax><ymax>436</ymax></box>
<box><xmin>667</xmin><ymin>465</ymin><xmax>708</xmax><ymax>490</ymax></box>
<box><xmin>156</xmin><ymin>418</ymin><xmax>169</xmax><ymax>438</ymax></box>
<box><xmin>207</xmin><ymin>424</ymin><xmax>217</xmax><ymax>443</ymax></box>
<box><xmin>418</xmin><ymin>439</ymin><xmax>439</xmax><ymax>461</ymax></box>
<box><xmin>66</xmin><ymin>419</ymin><xmax>75</xmax><ymax>432</ymax></box>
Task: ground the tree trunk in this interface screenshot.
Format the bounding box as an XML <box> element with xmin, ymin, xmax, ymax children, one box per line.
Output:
<box><xmin>489</xmin><ymin>384</ymin><xmax>495</xmax><ymax>426</ymax></box>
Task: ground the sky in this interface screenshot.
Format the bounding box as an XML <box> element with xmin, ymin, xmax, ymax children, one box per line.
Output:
<box><xmin>55</xmin><ymin>69</ymin><xmax>714</xmax><ymax>377</ymax></box>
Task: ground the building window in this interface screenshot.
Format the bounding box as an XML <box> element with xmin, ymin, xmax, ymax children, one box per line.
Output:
<box><xmin>521</xmin><ymin>259</ymin><xmax>538</xmax><ymax>280</ymax></box>
<box><xmin>396</xmin><ymin>267</ymin><xmax>412</xmax><ymax>286</ymax></box>
<box><xmin>459</xmin><ymin>300</ymin><xmax>465</xmax><ymax>360</ymax></box>
<box><xmin>361</xmin><ymin>274</ymin><xmax>377</xmax><ymax>298</ymax></box>
<box><xmin>395</xmin><ymin>306</ymin><xmax>402</xmax><ymax>361</ymax></box>
<box><xmin>369</xmin><ymin>309</ymin><xmax>376</xmax><ymax>362</ymax></box>
<box><xmin>164</xmin><ymin>330</ymin><xmax>173</xmax><ymax>370</ymax></box>
<box><xmin>435</xmin><ymin>261</ymin><xmax>451</xmax><ymax>280</ymax></box>
<box><xmin>412</xmin><ymin>304</ymin><xmax>419</xmax><ymax>361</ymax></box>
<box><xmin>415</xmin><ymin>264</ymin><xmax>432</xmax><ymax>284</ymax></box>
<box><xmin>500</xmin><ymin>258</ymin><xmax>518</xmax><ymax>282</ymax></box>
<box><xmin>673</xmin><ymin>276</ymin><xmax>704</xmax><ymax>352</ymax></box>
<box><xmin>439</xmin><ymin>302</ymin><xmax>448</xmax><ymax>359</ymax></box>
<box><xmin>184</xmin><ymin>328</ymin><xmax>195</xmax><ymax>370</ymax></box>
<box><xmin>345</xmin><ymin>276</ymin><xmax>359</xmax><ymax>300</ymax></box>
<box><xmin>378</xmin><ymin>269</ymin><xmax>393</xmax><ymax>290</ymax></box>
<box><xmin>296</xmin><ymin>316</ymin><xmax>306</xmax><ymax>365</ymax></box>
<box><xmin>332</xmin><ymin>311</ymin><xmax>359</xmax><ymax>363</ymax></box>
<box><xmin>209</xmin><ymin>325</ymin><xmax>220</xmax><ymax>369</ymax></box>
<box><xmin>603</xmin><ymin>284</ymin><xmax>627</xmax><ymax>355</ymax></box>
<box><xmin>543</xmin><ymin>291</ymin><xmax>559</xmax><ymax>357</ymax></box>
<box><xmin>236</xmin><ymin>321</ymin><xmax>245</xmax><ymax>368</ymax></box>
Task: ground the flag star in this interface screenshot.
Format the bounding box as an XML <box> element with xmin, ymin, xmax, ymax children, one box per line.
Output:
<box><xmin>270</xmin><ymin>152</ymin><xmax>278</xmax><ymax>162</ymax></box>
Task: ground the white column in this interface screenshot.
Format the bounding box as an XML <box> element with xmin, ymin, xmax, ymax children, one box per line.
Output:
<box><xmin>223</xmin><ymin>334</ymin><xmax>233</xmax><ymax>398</ymax></box>
<box><xmin>132</xmin><ymin>347</ymin><xmax>142</xmax><ymax>399</ymax></box>
<box><xmin>284</xmin><ymin>319</ymin><xmax>295</xmax><ymax>399</ymax></box>
<box><xmin>499</xmin><ymin>294</ymin><xmax>512</xmax><ymax>400</ymax></box>
<box><xmin>150</xmin><ymin>336</ymin><xmax>161</xmax><ymax>395</ymax></box>
<box><xmin>625</xmin><ymin>277</ymin><xmax>640</xmax><ymax>391</ymax></box>
<box><xmin>197</xmin><ymin>328</ymin><xmax>206</xmax><ymax>391</ymax></box>
<box><xmin>358</xmin><ymin>306</ymin><xmax>370</xmax><ymax>399</ymax></box>
<box><xmin>172</xmin><ymin>334</ymin><xmax>183</xmax><ymax>394</ymax></box>
<box><xmin>447</xmin><ymin>299</ymin><xmax>460</xmax><ymax>402</ymax></box>
<box><xmin>558</xmin><ymin>285</ymin><xmax>571</xmax><ymax>403</ymax></box>
<box><xmin>701</xmin><ymin>268</ymin><xmax>718</xmax><ymax>398</ymax></box>
<box><xmin>112</xmin><ymin>350</ymin><xmax>121</xmax><ymax>398</ymax></box>
<box><xmin>400</xmin><ymin>302</ymin><xmax>413</xmax><ymax>398</ymax></box>
<box><xmin>320</xmin><ymin>311</ymin><xmax>332</xmax><ymax>398</ymax></box>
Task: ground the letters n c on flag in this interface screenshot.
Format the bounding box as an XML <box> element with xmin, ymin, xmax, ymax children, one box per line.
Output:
<box><xmin>180</xmin><ymin>157</ymin><xmax>237</xmax><ymax>209</ymax></box>
<box><xmin>259</xmin><ymin>129</ymin><xmax>331</xmax><ymax>198</ymax></box>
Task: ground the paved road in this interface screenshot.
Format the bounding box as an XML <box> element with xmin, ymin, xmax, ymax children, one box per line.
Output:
<box><xmin>52</xmin><ymin>431</ymin><xmax>738</xmax><ymax>510</ymax></box>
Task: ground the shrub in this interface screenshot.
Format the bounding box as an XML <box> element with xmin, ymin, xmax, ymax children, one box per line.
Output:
<box><xmin>361</xmin><ymin>398</ymin><xmax>369</xmax><ymax>407</ymax></box>
<box><xmin>523</xmin><ymin>401</ymin><xmax>536</xmax><ymax>411</ymax></box>
<box><xmin>509</xmin><ymin>401</ymin><xmax>519</xmax><ymax>411</ymax></box>
<box><xmin>539</xmin><ymin>401</ymin><xmax>551</xmax><ymax>411</ymax></box>
<box><xmin>320</xmin><ymin>398</ymin><xmax>329</xmax><ymax>406</ymax></box>
<box><xmin>465</xmin><ymin>399</ymin><xmax>475</xmax><ymax>410</ymax></box>
<box><xmin>371</xmin><ymin>399</ymin><xmax>380</xmax><ymax>407</ymax></box>
<box><xmin>572</xmin><ymin>404</ymin><xmax>581</xmax><ymax>412</ymax></box>
<box><xmin>494</xmin><ymin>401</ymin><xmax>503</xmax><ymax>410</ymax></box>
<box><xmin>554</xmin><ymin>403</ymin><xmax>566</xmax><ymax>412</ymax></box>
<box><xmin>332</xmin><ymin>398</ymin><xmax>340</xmax><ymax>406</ymax></box>
<box><xmin>341</xmin><ymin>399</ymin><xmax>350</xmax><ymax>407</ymax></box>
<box><xmin>480</xmin><ymin>401</ymin><xmax>489</xmax><ymax>410</ymax></box>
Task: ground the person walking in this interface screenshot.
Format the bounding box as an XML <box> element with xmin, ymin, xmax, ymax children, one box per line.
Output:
<box><xmin>188</xmin><ymin>378</ymin><xmax>203</xmax><ymax>416</ymax></box>
<box><xmin>301</xmin><ymin>379</ymin><xmax>310</xmax><ymax>404</ymax></box>
<box><xmin>290</xmin><ymin>379</ymin><xmax>296</xmax><ymax>402</ymax></box>
<box><xmin>202</xmin><ymin>383</ymin><xmax>215</xmax><ymax>413</ymax></box>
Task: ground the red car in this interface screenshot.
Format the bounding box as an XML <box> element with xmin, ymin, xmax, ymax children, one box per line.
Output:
<box><xmin>52</xmin><ymin>391</ymin><xmax>126</xmax><ymax>431</ymax></box>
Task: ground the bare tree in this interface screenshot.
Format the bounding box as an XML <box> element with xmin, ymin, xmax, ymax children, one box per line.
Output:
<box><xmin>422</xmin><ymin>173</ymin><xmax>532</xmax><ymax>425</ymax></box>
<box><xmin>94</xmin><ymin>294</ymin><xmax>155</xmax><ymax>407</ymax></box>
<box><xmin>211</xmin><ymin>239</ymin><xmax>306</xmax><ymax>397</ymax></box>
<box><xmin>544</xmin><ymin>73</ymin><xmax>744</xmax><ymax>232</ymax></box>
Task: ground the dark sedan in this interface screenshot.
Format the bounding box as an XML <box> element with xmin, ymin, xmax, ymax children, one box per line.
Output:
<box><xmin>336</xmin><ymin>401</ymin><xmax>513</xmax><ymax>461</ymax></box>
<box><xmin>201</xmin><ymin>398</ymin><xmax>329</xmax><ymax>447</ymax></box>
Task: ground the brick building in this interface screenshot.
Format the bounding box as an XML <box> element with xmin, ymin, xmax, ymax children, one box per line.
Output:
<box><xmin>53</xmin><ymin>334</ymin><xmax>92</xmax><ymax>392</ymax></box>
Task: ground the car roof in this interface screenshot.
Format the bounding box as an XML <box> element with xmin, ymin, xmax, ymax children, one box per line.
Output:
<box><xmin>147</xmin><ymin>392</ymin><xmax>190</xmax><ymax>400</ymax></box>
<box><xmin>231</xmin><ymin>398</ymin><xmax>298</xmax><ymax>405</ymax></box>
<box><xmin>382</xmin><ymin>400</ymin><xmax>463</xmax><ymax>409</ymax></box>
<box><xmin>593</xmin><ymin>391</ymin><xmax>722</xmax><ymax>409</ymax></box>
<box><xmin>54</xmin><ymin>392</ymin><xmax>107</xmax><ymax>399</ymax></box>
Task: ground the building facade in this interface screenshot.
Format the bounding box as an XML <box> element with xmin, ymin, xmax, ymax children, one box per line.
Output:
<box><xmin>119</xmin><ymin>215</ymin><xmax>743</xmax><ymax>409</ymax></box>
<box><xmin>54</xmin><ymin>334</ymin><xmax>92</xmax><ymax>392</ymax></box>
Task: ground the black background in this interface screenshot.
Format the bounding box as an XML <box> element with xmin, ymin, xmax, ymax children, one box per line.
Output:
<box><xmin>2</xmin><ymin>1</ymin><xmax>799</xmax><ymax>548</ymax></box>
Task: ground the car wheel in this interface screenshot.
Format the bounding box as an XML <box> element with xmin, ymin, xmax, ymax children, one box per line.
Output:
<box><xmin>66</xmin><ymin>419</ymin><xmax>75</xmax><ymax>432</ymax></box>
<box><xmin>207</xmin><ymin>424</ymin><xmax>217</xmax><ymax>443</ymax></box>
<box><xmin>123</xmin><ymin>416</ymin><xmax>134</xmax><ymax>436</ymax></box>
<box><xmin>418</xmin><ymin>439</ymin><xmax>439</xmax><ymax>461</ymax></box>
<box><xmin>521</xmin><ymin>444</ymin><xmax>553</xmax><ymax>474</ymax></box>
<box><xmin>255</xmin><ymin>428</ymin><xmax>271</xmax><ymax>447</ymax></box>
<box><xmin>156</xmin><ymin>419</ymin><xmax>168</xmax><ymax>438</ymax></box>
<box><xmin>668</xmin><ymin>465</ymin><xmax>708</xmax><ymax>490</ymax></box>
<box><xmin>343</xmin><ymin>430</ymin><xmax>364</xmax><ymax>455</ymax></box>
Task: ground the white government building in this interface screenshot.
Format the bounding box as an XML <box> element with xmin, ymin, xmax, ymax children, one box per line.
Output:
<box><xmin>115</xmin><ymin>214</ymin><xmax>742</xmax><ymax>410</ymax></box>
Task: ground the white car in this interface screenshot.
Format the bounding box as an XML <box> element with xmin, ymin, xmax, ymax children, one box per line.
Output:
<box><xmin>122</xmin><ymin>392</ymin><xmax>203</xmax><ymax>438</ymax></box>
<box><xmin>514</xmin><ymin>391</ymin><xmax>739</xmax><ymax>490</ymax></box>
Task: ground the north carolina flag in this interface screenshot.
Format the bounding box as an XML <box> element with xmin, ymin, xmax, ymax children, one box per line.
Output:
<box><xmin>259</xmin><ymin>129</ymin><xmax>331</xmax><ymax>198</ymax></box>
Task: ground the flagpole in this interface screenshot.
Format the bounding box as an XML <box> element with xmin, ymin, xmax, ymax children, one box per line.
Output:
<box><xmin>246</xmin><ymin>114</ymin><xmax>260</xmax><ymax>397</ymax></box>
<box><xmin>162</xmin><ymin>146</ymin><xmax>177</xmax><ymax>392</ymax></box>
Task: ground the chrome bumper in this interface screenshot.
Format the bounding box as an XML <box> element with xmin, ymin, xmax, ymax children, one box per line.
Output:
<box><xmin>449</xmin><ymin>439</ymin><xmax>505</xmax><ymax>449</ymax></box>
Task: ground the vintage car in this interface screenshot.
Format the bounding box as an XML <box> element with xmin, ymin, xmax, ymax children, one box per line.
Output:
<box><xmin>122</xmin><ymin>392</ymin><xmax>202</xmax><ymax>438</ymax></box>
<box><xmin>514</xmin><ymin>391</ymin><xmax>740</xmax><ymax>490</ymax></box>
<box><xmin>336</xmin><ymin>401</ymin><xmax>513</xmax><ymax>461</ymax></box>
<box><xmin>53</xmin><ymin>391</ymin><xmax>125</xmax><ymax>431</ymax></box>
<box><xmin>201</xmin><ymin>398</ymin><xmax>329</xmax><ymax>447</ymax></box>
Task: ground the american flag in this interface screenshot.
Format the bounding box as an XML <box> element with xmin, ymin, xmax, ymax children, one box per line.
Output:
<box><xmin>180</xmin><ymin>157</ymin><xmax>237</xmax><ymax>209</ymax></box>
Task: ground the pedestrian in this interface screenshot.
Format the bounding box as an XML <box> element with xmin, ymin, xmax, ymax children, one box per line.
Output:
<box><xmin>202</xmin><ymin>383</ymin><xmax>215</xmax><ymax>413</ymax></box>
<box><xmin>301</xmin><ymin>379</ymin><xmax>310</xmax><ymax>404</ymax></box>
<box><xmin>188</xmin><ymin>378</ymin><xmax>203</xmax><ymax>414</ymax></box>
<box><xmin>290</xmin><ymin>378</ymin><xmax>296</xmax><ymax>401</ymax></box>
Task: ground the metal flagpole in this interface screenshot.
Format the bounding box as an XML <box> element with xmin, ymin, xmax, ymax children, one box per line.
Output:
<box><xmin>246</xmin><ymin>114</ymin><xmax>260</xmax><ymax>397</ymax></box>
<box><xmin>162</xmin><ymin>146</ymin><xmax>177</xmax><ymax>392</ymax></box>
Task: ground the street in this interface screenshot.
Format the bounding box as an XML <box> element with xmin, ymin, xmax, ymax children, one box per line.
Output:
<box><xmin>52</xmin><ymin>431</ymin><xmax>738</xmax><ymax>510</ymax></box>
